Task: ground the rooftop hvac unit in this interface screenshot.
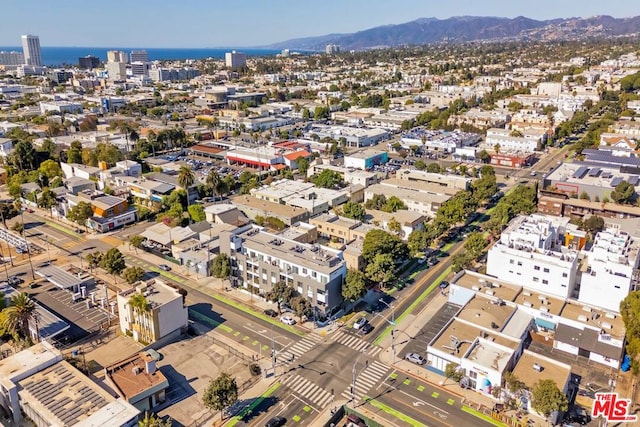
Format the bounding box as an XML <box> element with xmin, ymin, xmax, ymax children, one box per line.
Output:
<box><xmin>582</xmin><ymin>306</ymin><xmax>593</xmax><ymax>313</ymax></box>
<box><xmin>523</xmin><ymin>291</ymin><xmax>532</xmax><ymax>296</ymax></box>
<box><xmin>493</xmin><ymin>283</ymin><xmax>501</xmax><ymax>288</ymax></box>
<box><xmin>533</xmin><ymin>363</ymin><xmax>543</xmax><ymax>372</ymax></box>
<box><xmin>472</xmin><ymin>285</ymin><xmax>481</xmax><ymax>291</ymax></box>
<box><xmin>523</xmin><ymin>301</ymin><xmax>533</xmax><ymax>308</ymax></box>
<box><xmin>605</xmin><ymin>312</ymin><xmax>617</xmax><ymax>319</ymax></box>
<box><xmin>538</xmin><ymin>295</ymin><xmax>547</xmax><ymax>301</ymax></box>
<box><xmin>601</xmin><ymin>322</ymin><xmax>613</xmax><ymax>329</ymax></box>
<box><xmin>486</xmin><ymin>290</ymin><xmax>494</xmax><ymax>296</ymax></box>
<box><xmin>540</xmin><ymin>306</ymin><xmax>549</xmax><ymax>313</ymax></box>
<box><xmin>578</xmin><ymin>314</ymin><xmax>588</xmax><ymax>322</ymax></box>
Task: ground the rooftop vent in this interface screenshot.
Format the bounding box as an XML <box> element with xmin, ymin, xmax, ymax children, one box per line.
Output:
<box><xmin>533</xmin><ymin>363</ymin><xmax>544</xmax><ymax>372</ymax></box>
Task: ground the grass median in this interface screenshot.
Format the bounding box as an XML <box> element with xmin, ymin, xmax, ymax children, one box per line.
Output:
<box><xmin>227</xmin><ymin>382</ymin><xmax>281</xmax><ymax>426</ymax></box>
<box><xmin>365</xmin><ymin>396</ymin><xmax>428</xmax><ymax>427</ymax></box>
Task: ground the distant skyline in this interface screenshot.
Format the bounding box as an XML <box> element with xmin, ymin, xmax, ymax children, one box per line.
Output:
<box><xmin>2</xmin><ymin>0</ymin><xmax>640</xmax><ymax>48</ymax></box>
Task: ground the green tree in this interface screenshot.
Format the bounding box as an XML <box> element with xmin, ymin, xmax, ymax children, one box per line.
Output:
<box><xmin>582</xmin><ymin>215</ymin><xmax>604</xmax><ymax>235</ymax></box>
<box><xmin>414</xmin><ymin>160</ymin><xmax>427</xmax><ymax>170</ymax></box>
<box><xmin>531</xmin><ymin>379</ymin><xmax>568</xmax><ymax>419</ymax></box>
<box><xmin>387</xmin><ymin>218</ymin><xmax>403</xmax><ymax>237</ymax></box>
<box><xmin>365</xmin><ymin>253</ymin><xmax>396</xmax><ymax>288</ymax></box>
<box><xmin>290</xmin><ymin>295</ymin><xmax>312</xmax><ymax>323</ymax></box>
<box><xmin>382</xmin><ymin>196</ymin><xmax>406</xmax><ymax>213</ymax></box>
<box><xmin>362</xmin><ymin>229</ymin><xmax>408</xmax><ymax>264</ymax></box>
<box><xmin>67</xmin><ymin>140</ymin><xmax>83</xmax><ymax>163</ymax></box>
<box><xmin>11</xmin><ymin>141</ymin><xmax>36</xmax><ymax>171</ymax></box>
<box><xmin>129</xmin><ymin>235</ymin><xmax>145</xmax><ymax>254</ymax></box>
<box><xmin>211</xmin><ymin>253</ymin><xmax>231</xmax><ymax>279</ymax></box>
<box><xmin>478</xmin><ymin>149</ymin><xmax>491</xmax><ymax>163</ymax></box>
<box><xmin>99</xmin><ymin>248</ymin><xmax>126</xmax><ymax>281</ymax></box>
<box><xmin>407</xmin><ymin>229</ymin><xmax>432</xmax><ymax>256</ymax></box>
<box><xmin>187</xmin><ymin>204</ymin><xmax>206</xmax><ymax>222</ymax></box>
<box><xmin>0</xmin><ymin>292</ymin><xmax>36</xmax><ymax>341</ymax></box>
<box><xmin>138</xmin><ymin>412</ymin><xmax>172</xmax><ymax>427</ymax></box>
<box><xmin>341</xmin><ymin>201</ymin><xmax>365</xmax><ymax>221</ymax></box>
<box><xmin>451</xmin><ymin>252</ymin><xmax>474</xmax><ymax>272</ymax></box>
<box><xmin>206</xmin><ymin>170</ymin><xmax>227</xmax><ymax>197</ymax></box>
<box><xmin>610</xmin><ymin>181</ymin><xmax>635</xmax><ymax>204</ymax></box>
<box><xmin>266</xmin><ymin>282</ymin><xmax>298</xmax><ymax>314</ymax></box>
<box><xmin>177</xmin><ymin>165</ymin><xmax>196</xmax><ymax>211</ymax></box>
<box><xmin>364</xmin><ymin>194</ymin><xmax>387</xmax><ymax>210</ymax></box>
<box><xmin>66</xmin><ymin>201</ymin><xmax>94</xmax><ymax>230</ymax></box>
<box><xmin>297</xmin><ymin>157</ymin><xmax>309</xmax><ymax>175</ymax></box>
<box><xmin>426</xmin><ymin>163</ymin><xmax>441</xmax><ymax>173</ymax></box>
<box><xmin>38</xmin><ymin>159</ymin><xmax>62</xmax><ymax>179</ymax></box>
<box><xmin>444</xmin><ymin>363</ymin><xmax>463</xmax><ymax>385</ymax></box>
<box><xmin>312</xmin><ymin>169</ymin><xmax>342</xmax><ymax>188</ymax></box>
<box><xmin>503</xmin><ymin>372</ymin><xmax>526</xmax><ymax>393</ymax></box>
<box><xmin>85</xmin><ymin>251</ymin><xmax>103</xmax><ymax>272</ymax></box>
<box><xmin>464</xmin><ymin>231</ymin><xmax>487</xmax><ymax>260</ymax></box>
<box><xmin>202</xmin><ymin>372</ymin><xmax>238</xmax><ymax>421</ymax></box>
<box><xmin>123</xmin><ymin>266</ymin><xmax>145</xmax><ymax>284</ymax></box>
<box><xmin>342</xmin><ymin>269</ymin><xmax>367</xmax><ymax>302</ymax></box>
<box><xmin>37</xmin><ymin>188</ymin><xmax>58</xmax><ymax>215</ymax></box>
<box><xmin>621</xmin><ymin>291</ymin><xmax>640</xmax><ymax>373</ymax></box>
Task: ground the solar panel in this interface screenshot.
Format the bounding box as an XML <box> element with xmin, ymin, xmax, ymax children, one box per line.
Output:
<box><xmin>630</xmin><ymin>176</ymin><xmax>639</xmax><ymax>185</ymax></box>
<box><xmin>572</xmin><ymin>166</ymin><xmax>589</xmax><ymax>179</ymax></box>
<box><xmin>588</xmin><ymin>167</ymin><xmax>601</xmax><ymax>177</ymax></box>
<box><xmin>611</xmin><ymin>177</ymin><xmax>623</xmax><ymax>187</ymax></box>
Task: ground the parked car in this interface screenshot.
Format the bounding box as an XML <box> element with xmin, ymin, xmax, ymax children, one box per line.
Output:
<box><xmin>280</xmin><ymin>316</ymin><xmax>296</xmax><ymax>325</ymax></box>
<box><xmin>439</xmin><ymin>281</ymin><xmax>450</xmax><ymax>289</ymax></box>
<box><xmin>8</xmin><ymin>276</ymin><xmax>23</xmax><ymax>286</ymax></box>
<box><xmin>353</xmin><ymin>317</ymin><xmax>368</xmax><ymax>330</ymax></box>
<box><xmin>158</xmin><ymin>264</ymin><xmax>171</xmax><ymax>271</ymax></box>
<box><xmin>360</xmin><ymin>323</ymin><xmax>374</xmax><ymax>335</ymax></box>
<box><xmin>264</xmin><ymin>309</ymin><xmax>278</xmax><ymax>318</ymax></box>
<box><xmin>347</xmin><ymin>414</ymin><xmax>366</xmax><ymax>427</ymax></box>
<box><xmin>405</xmin><ymin>352</ymin><xmax>426</xmax><ymax>365</ymax></box>
<box><xmin>265</xmin><ymin>416</ymin><xmax>286</xmax><ymax>427</ymax></box>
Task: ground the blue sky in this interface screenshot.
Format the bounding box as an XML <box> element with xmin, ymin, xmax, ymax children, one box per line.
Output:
<box><xmin>1</xmin><ymin>0</ymin><xmax>639</xmax><ymax>48</ymax></box>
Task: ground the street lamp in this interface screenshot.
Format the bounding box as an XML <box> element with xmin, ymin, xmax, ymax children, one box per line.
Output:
<box><xmin>351</xmin><ymin>352</ymin><xmax>369</xmax><ymax>408</ymax></box>
<box><xmin>378</xmin><ymin>298</ymin><xmax>396</xmax><ymax>364</ymax></box>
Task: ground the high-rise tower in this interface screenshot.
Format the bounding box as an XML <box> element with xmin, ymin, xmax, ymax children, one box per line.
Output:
<box><xmin>21</xmin><ymin>35</ymin><xmax>42</xmax><ymax>66</ymax></box>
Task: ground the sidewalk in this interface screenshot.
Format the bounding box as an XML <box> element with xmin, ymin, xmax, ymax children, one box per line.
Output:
<box><xmin>377</xmin><ymin>291</ymin><xmax>548</xmax><ymax>427</ymax></box>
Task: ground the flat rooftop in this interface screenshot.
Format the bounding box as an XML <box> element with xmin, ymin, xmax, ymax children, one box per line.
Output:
<box><xmin>511</xmin><ymin>350</ymin><xmax>571</xmax><ymax>390</ymax></box>
<box><xmin>232</xmin><ymin>195</ymin><xmax>308</xmax><ymax>218</ymax></box>
<box><xmin>119</xmin><ymin>280</ymin><xmax>181</xmax><ymax>308</ymax></box>
<box><xmin>456</xmin><ymin>295</ymin><xmax>516</xmax><ymax>332</ymax></box>
<box><xmin>452</xmin><ymin>271</ymin><xmax>522</xmax><ymax>302</ymax></box>
<box><xmin>560</xmin><ymin>301</ymin><xmax>625</xmax><ymax>340</ymax></box>
<box><xmin>547</xmin><ymin>161</ymin><xmax>640</xmax><ymax>191</ymax></box>
<box><xmin>365</xmin><ymin>183</ymin><xmax>451</xmax><ymax>205</ymax></box>
<box><xmin>310</xmin><ymin>213</ymin><xmax>361</xmax><ymax>229</ymax></box>
<box><xmin>380</xmin><ymin>178</ymin><xmax>459</xmax><ymax>195</ymax></box>
<box><xmin>465</xmin><ymin>339</ymin><xmax>513</xmax><ymax>372</ymax></box>
<box><xmin>0</xmin><ymin>341</ymin><xmax>61</xmax><ymax>382</ymax></box>
<box><xmin>239</xmin><ymin>228</ymin><xmax>344</xmax><ymax>273</ymax></box>
<box><xmin>513</xmin><ymin>287</ymin><xmax>565</xmax><ymax>316</ymax></box>
<box><xmin>18</xmin><ymin>360</ymin><xmax>116</xmax><ymax>426</ymax></box>
<box><xmin>431</xmin><ymin>318</ymin><xmax>518</xmax><ymax>357</ymax></box>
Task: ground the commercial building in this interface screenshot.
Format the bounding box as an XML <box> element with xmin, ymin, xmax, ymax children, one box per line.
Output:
<box><xmin>484</xmin><ymin>128</ymin><xmax>543</xmax><ymax>154</ymax></box>
<box><xmin>107</xmin><ymin>61</ymin><xmax>127</xmax><ymax>81</ymax></box>
<box><xmin>306</xmin><ymin>163</ymin><xmax>380</xmax><ymax>188</ymax></box>
<box><xmin>538</xmin><ymin>192</ymin><xmax>640</xmax><ymax>219</ymax></box>
<box><xmin>21</xmin><ymin>34</ymin><xmax>42</xmax><ymax>66</ymax></box>
<box><xmin>117</xmin><ymin>280</ymin><xmax>188</xmax><ymax>344</ymax></box>
<box><xmin>578</xmin><ymin>227</ymin><xmax>640</xmax><ymax>313</ymax></box>
<box><xmin>73</xmin><ymin>192</ymin><xmax>137</xmax><ymax>233</ymax></box>
<box><xmin>364</xmin><ymin>179</ymin><xmax>455</xmax><ymax>217</ymax></box>
<box><xmin>310</xmin><ymin>213</ymin><xmax>363</xmax><ymax>244</ymax></box>
<box><xmin>0</xmin><ymin>51</ymin><xmax>24</xmax><ymax>65</ymax></box>
<box><xmin>304</xmin><ymin>124</ymin><xmax>390</xmax><ymax>148</ymax></box>
<box><xmin>131</xmin><ymin>61</ymin><xmax>150</xmax><ymax>77</ymax></box>
<box><xmin>343</xmin><ymin>149</ymin><xmax>389</xmax><ymax>170</ymax></box>
<box><xmin>0</xmin><ymin>342</ymin><xmax>139</xmax><ymax>427</ymax></box>
<box><xmin>129</xmin><ymin>50</ymin><xmax>149</xmax><ymax>63</ymax></box>
<box><xmin>251</xmin><ymin>179</ymin><xmax>350</xmax><ymax>215</ymax></box>
<box><xmin>325</xmin><ymin>44</ymin><xmax>340</xmax><ymax>55</ymax></box>
<box><xmin>399</xmin><ymin>128</ymin><xmax>480</xmax><ymax>153</ymax></box>
<box><xmin>447</xmin><ymin>108</ymin><xmax>511</xmax><ymax>129</ymax></box>
<box><xmin>486</xmin><ymin>214</ymin><xmax>581</xmax><ymax>299</ymax></box>
<box><xmin>78</xmin><ymin>55</ymin><xmax>100</xmax><ymax>69</ymax></box>
<box><xmin>220</xmin><ymin>226</ymin><xmax>347</xmax><ymax>316</ymax></box>
<box><xmin>225</xmin><ymin>50</ymin><xmax>247</xmax><ymax>68</ymax></box>
<box><xmin>40</xmin><ymin>101</ymin><xmax>83</xmax><ymax>115</ymax></box>
<box><xmin>396</xmin><ymin>169</ymin><xmax>471</xmax><ymax>190</ymax></box>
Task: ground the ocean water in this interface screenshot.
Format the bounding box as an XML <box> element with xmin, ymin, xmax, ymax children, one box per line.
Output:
<box><xmin>0</xmin><ymin>46</ymin><xmax>285</xmax><ymax>66</ymax></box>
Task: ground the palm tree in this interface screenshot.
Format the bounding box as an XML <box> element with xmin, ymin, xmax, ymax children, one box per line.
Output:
<box><xmin>0</xmin><ymin>292</ymin><xmax>37</xmax><ymax>342</ymax></box>
<box><xmin>206</xmin><ymin>170</ymin><xmax>221</xmax><ymax>196</ymax></box>
<box><xmin>117</xmin><ymin>121</ymin><xmax>135</xmax><ymax>154</ymax></box>
<box><xmin>177</xmin><ymin>165</ymin><xmax>196</xmax><ymax>217</ymax></box>
<box><xmin>128</xmin><ymin>293</ymin><xmax>150</xmax><ymax>342</ymax></box>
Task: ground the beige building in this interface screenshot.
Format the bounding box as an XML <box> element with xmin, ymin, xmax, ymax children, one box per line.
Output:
<box><xmin>231</xmin><ymin>195</ymin><xmax>309</xmax><ymax>226</ymax></box>
<box><xmin>310</xmin><ymin>213</ymin><xmax>362</xmax><ymax>244</ymax></box>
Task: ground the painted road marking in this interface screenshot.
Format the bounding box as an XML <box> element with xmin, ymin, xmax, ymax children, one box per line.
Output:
<box><xmin>432</xmin><ymin>391</ymin><xmax>439</xmax><ymax>398</ymax></box>
<box><xmin>292</xmin><ymin>415</ymin><xmax>301</xmax><ymax>422</ymax></box>
<box><xmin>398</xmin><ymin>390</ymin><xmax>449</xmax><ymax>414</ymax></box>
<box><xmin>447</xmin><ymin>398</ymin><xmax>455</xmax><ymax>405</ymax></box>
<box><xmin>403</xmin><ymin>378</ymin><xmax>411</xmax><ymax>385</ymax></box>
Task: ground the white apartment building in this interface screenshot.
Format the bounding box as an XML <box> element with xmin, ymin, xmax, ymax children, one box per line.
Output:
<box><xmin>0</xmin><ymin>51</ymin><xmax>24</xmax><ymax>65</ymax></box>
<box><xmin>21</xmin><ymin>35</ymin><xmax>42</xmax><ymax>66</ymax></box>
<box><xmin>486</xmin><ymin>214</ymin><xmax>579</xmax><ymax>299</ymax></box>
<box><xmin>225</xmin><ymin>51</ymin><xmax>247</xmax><ymax>68</ymax></box>
<box><xmin>40</xmin><ymin>101</ymin><xmax>83</xmax><ymax>115</ymax></box>
<box><xmin>220</xmin><ymin>226</ymin><xmax>347</xmax><ymax>316</ymax></box>
<box><xmin>578</xmin><ymin>227</ymin><xmax>640</xmax><ymax>313</ymax></box>
<box><xmin>485</xmin><ymin>128</ymin><xmax>541</xmax><ymax>153</ymax></box>
<box><xmin>117</xmin><ymin>280</ymin><xmax>188</xmax><ymax>344</ymax></box>
<box><xmin>129</xmin><ymin>50</ymin><xmax>148</xmax><ymax>63</ymax></box>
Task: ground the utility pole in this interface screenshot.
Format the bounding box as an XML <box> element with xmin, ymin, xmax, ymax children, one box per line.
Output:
<box><xmin>379</xmin><ymin>298</ymin><xmax>396</xmax><ymax>364</ymax></box>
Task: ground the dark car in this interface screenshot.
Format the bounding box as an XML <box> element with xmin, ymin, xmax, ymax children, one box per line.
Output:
<box><xmin>8</xmin><ymin>276</ymin><xmax>24</xmax><ymax>286</ymax></box>
<box><xmin>264</xmin><ymin>309</ymin><xmax>278</xmax><ymax>318</ymax></box>
<box><xmin>265</xmin><ymin>416</ymin><xmax>286</xmax><ymax>427</ymax></box>
<box><xmin>439</xmin><ymin>281</ymin><xmax>449</xmax><ymax>289</ymax></box>
<box><xmin>360</xmin><ymin>323</ymin><xmax>374</xmax><ymax>335</ymax></box>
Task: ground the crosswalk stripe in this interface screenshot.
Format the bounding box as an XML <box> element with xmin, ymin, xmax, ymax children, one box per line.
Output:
<box><xmin>299</xmin><ymin>381</ymin><xmax>315</xmax><ymax>396</ymax></box>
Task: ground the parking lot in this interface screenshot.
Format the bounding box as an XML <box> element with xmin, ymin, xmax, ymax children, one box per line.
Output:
<box><xmin>402</xmin><ymin>302</ymin><xmax>461</xmax><ymax>358</ymax></box>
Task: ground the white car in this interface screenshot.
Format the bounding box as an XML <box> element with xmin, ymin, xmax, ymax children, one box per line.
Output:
<box><xmin>353</xmin><ymin>317</ymin><xmax>368</xmax><ymax>330</ymax></box>
<box><xmin>405</xmin><ymin>353</ymin><xmax>426</xmax><ymax>365</ymax></box>
<box><xmin>280</xmin><ymin>316</ymin><xmax>296</xmax><ymax>325</ymax></box>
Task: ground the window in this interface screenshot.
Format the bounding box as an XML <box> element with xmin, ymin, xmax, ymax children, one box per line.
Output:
<box><xmin>562</xmin><ymin>272</ymin><xmax>568</xmax><ymax>278</ymax></box>
<box><xmin>469</xmin><ymin>370</ymin><xmax>477</xmax><ymax>379</ymax></box>
<box><xmin>302</xmin><ymin>268</ymin><xmax>307</xmax><ymax>275</ymax></box>
<box><xmin>533</xmin><ymin>277</ymin><xmax>539</xmax><ymax>282</ymax></box>
<box><xmin>312</xmin><ymin>271</ymin><xmax>317</xmax><ymax>278</ymax></box>
<box><xmin>543</xmin><ymin>268</ymin><xmax>550</xmax><ymax>273</ymax></box>
<box><xmin>542</xmin><ymin>279</ymin><xmax>548</xmax><ymax>285</ymax></box>
<box><xmin>509</xmin><ymin>259</ymin><xmax>514</xmax><ymax>264</ymax></box>
<box><xmin>508</xmin><ymin>270</ymin><xmax>513</xmax><ymax>274</ymax></box>
<box><xmin>517</xmin><ymin>261</ymin><xmax>522</xmax><ymax>266</ymax></box>
<box><xmin>534</xmin><ymin>265</ymin><xmax>540</xmax><ymax>271</ymax></box>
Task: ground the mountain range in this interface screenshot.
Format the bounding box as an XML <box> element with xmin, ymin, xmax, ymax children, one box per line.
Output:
<box><xmin>263</xmin><ymin>15</ymin><xmax>640</xmax><ymax>51</ymax></box>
